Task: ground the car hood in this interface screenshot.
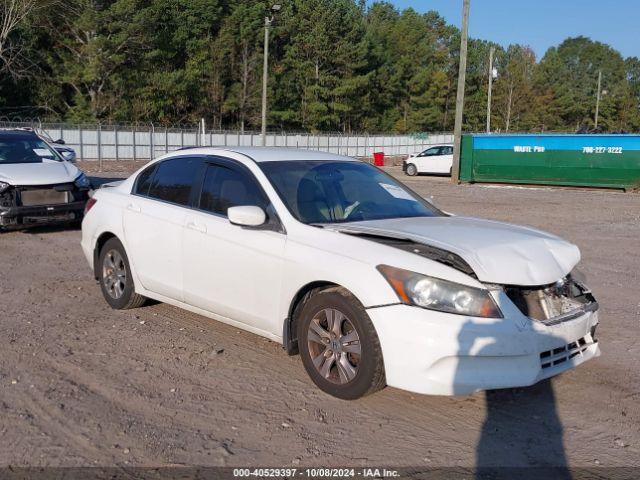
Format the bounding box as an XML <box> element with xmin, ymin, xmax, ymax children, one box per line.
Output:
<box><xmin>0</xmin><ymin>160</ymin><xmax>80</xmax><ymax>186</ymax></box>
<box><xmin>330</xmin><ymin>216</ymin><xmax>580</xmax><ymax>286</ymax></box>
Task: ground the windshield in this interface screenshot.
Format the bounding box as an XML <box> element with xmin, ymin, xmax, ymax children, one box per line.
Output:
<box><xmin>0</xmin><ymin>135</ymin><xmax>62</xmax><ymax>164</ymax></box>
<box><xmin>260</xmin><ymin>160</ymin><xmax>442</xmax><ymax>224</ymax></box>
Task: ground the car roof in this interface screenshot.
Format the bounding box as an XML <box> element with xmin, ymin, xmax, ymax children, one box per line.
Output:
<box><xmin>0</xmin><ymin>128</ymin><xmax>39</xmax><ymax>139</ymax></box>
<box><xmin>172</xmin><ymin>146</ymin><xmax>359</xmax><ymax>163</ymax></box>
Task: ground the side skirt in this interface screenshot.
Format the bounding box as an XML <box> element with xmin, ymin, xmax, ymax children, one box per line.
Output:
<box><xmin>135</xmin><ymin>286</ymin><xmax>283</xmax><ymax>344</ymax></box>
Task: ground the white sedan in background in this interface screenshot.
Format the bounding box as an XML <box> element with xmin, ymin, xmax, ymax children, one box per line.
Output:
<box><xmin>81</xmin><ymin>147</ymin><xmax>600</xmax><ymax>399</ymax></box>
<box><xmin>404</xmin><ymin>144</ymin><xmax>453</xmax><ymax>176</ymax></box>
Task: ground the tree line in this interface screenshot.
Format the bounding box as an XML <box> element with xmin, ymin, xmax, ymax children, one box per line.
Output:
<box><xmin>1</xmin><ymin>0</ymin><xmax>639</xmax><ymax>133</ymax></box>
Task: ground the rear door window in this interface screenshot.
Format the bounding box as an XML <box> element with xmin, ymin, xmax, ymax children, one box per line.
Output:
<box><xmin>147</xmin><ymin>157</ymin><xmax>202</xmax><ymax>206</ymax></box>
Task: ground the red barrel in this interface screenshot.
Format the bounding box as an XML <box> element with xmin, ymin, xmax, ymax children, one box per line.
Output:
<box><xmin>373</xmin><ymin>151</ymin><xmax>385</xmax><ymax>166</ymax></box>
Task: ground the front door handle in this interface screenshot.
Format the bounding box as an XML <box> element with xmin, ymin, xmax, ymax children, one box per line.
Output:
<box><xmin>186</xmin><ymin>221</ymin><xmax>207</xmax><ymax>234</ymax></box>
<box><xmin>127</xmin><ymin>203</ymin><xmax>141</xmax><ymax>213</ymax></box>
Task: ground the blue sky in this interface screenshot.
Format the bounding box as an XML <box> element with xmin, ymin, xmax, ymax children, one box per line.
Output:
<box><xmin>378</xmin><ymin>0</ymin><xmax>639</xmax><ymax>60</ymax></box>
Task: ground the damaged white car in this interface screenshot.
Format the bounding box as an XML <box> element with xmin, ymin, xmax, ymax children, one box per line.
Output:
<box><xmin>81</xmin><ymin>148</ymin><xmax>600</xmax><ymax>399</ymax></box>
<box><xmin>0</xmin><ymin>129</ymin><xmax>90</xmax><ymax>230</ymax></box>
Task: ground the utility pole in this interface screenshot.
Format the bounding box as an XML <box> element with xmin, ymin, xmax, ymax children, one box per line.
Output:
<box><xmin>486</xmin><ymin>46</ymin><xmax>495</xmax><ymax>133</ymax></box>
<box><xmin>261</xmin><ymin>4</ymin><xmax>281</xmax><ymax>147</ymax></box>
<box><xmin>451</xmin><ymin>0</ymin><xmax>470</xmax><ymax>184</ymax></box>
<box><xmin>260</xmin><ymin>17</ymin><xmax>271</xmax><ymax>146</ymax></box>
<box><xmin>594</xmin><ymin>69</ymin><xmax>602</xmax><ymax>130</ymax></box>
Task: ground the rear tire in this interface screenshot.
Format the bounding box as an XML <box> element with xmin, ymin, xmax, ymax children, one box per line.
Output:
<box><xmin>98</xmin><ymin>237</ymin><xmax>146</xmax><ymax>310</ymax></box>
<box><xmin>298</xmin><ymin>287</ymin><xmax>386</xmax><ymax>400</ymax></box>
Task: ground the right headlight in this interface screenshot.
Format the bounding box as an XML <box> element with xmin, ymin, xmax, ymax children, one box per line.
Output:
<box><xmin>0</xmin><ymin>181</ymin><xmax>10</xmax><ymax>194</ymax></box>
<box><xmin>377</xmin><ymin>264</ymin><xmax>503</xmax><ymax>318</ymax></box>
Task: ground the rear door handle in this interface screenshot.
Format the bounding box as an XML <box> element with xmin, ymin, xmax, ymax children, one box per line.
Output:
<box><xmin>186</xmin><ymin>221</ymin><xmax>207</xmax><ymax>234</ymax></box>
<box><xmin>127</xmin><ymin>203</ymin><xmax>141</xmax><ymax>213</ymax></box>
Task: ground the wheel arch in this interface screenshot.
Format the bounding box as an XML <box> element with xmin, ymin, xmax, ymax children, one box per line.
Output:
<box><xmin>93</xmin><ymin>231</ymin><xmax>119</xmax><ymax>280</ymax></box>
<box><xmin>283</xmin><ymin>281</ymin><xmax>360</xmax><ymax>356</ymax></box>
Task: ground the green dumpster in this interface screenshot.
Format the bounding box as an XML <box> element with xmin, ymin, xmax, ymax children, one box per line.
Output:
<box><xmin>459</xmin><ymin>134</ymin><xmax>640</xmax><ymax>189</ymax></box>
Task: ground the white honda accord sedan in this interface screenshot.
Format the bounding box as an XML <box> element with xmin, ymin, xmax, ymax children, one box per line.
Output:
<box><xmin>81</xmin><ymin>147</ymin><xmax>600</xmax><ymax>399</ymax></box>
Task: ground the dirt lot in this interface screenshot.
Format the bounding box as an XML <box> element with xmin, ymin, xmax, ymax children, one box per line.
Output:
<box><xmin>1</xmin><ymin>162</ymin><xmax>639</xmax><ymax>471</ymax></box>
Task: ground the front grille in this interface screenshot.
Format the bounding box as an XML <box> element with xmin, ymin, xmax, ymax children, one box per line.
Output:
<box><xmin>540</xmin><ymin>329</ymin><xmax>597</xmax><ymax>369</ymax></box>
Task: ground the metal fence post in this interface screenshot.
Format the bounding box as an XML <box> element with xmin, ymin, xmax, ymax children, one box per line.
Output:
<box><xmin>165</xmin><ymin>127</ymin><xmax>168</xmax><ymax>153</ymax></box>
<box><xmin>133</xmin><ymin>124</ymin><xmax>137</xmax><ymax>164</ymax></box>
<box><xmin>150</xmin><ymin>123</ymin><xmax>154</xmax><ymax>160</ymax></box>
<box><xmin>97</xmin><ymin>123</ymin><xmax>103</xmax><ymax>171</ymax></box>
<box><xmin>79</xmin><ymin>126</ymin><xmax>84</xmax><ymax>162</ymax></box>
<box><xmin>115</xmin><ymin>125</ymin><xmax>119</xmax><ymax>162</ymax></box>
<box><xmin>180</xmin><ymin>129</ymin><xmax>184</xmax><ymax>149</ymax></box>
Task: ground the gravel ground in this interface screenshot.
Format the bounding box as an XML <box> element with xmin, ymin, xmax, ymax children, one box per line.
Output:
<box><xmin>0</xmin><ymin>163</ymin><xmax>639</xmax><ymax>470</ymax></box>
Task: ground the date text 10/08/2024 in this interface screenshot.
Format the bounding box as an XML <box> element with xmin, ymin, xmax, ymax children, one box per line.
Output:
<box><xmin>232</xmin><ymin>468</ymin><xmax>400</xmax><ymax>478</ymax></box>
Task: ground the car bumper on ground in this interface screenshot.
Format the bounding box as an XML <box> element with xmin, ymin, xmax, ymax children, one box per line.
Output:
<box><xmin>367</xmin><ymin>301</ymin><xmax>600</xmax><ymax>396</ymax></box>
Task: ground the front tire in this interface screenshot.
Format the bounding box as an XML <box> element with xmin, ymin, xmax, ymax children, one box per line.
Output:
<box><xmin>405</xmin><ymin>163</ymin><xmax>418</xmax><ymax>176</ymax></box>
<box><xmin>98</xmin><ymin>237</ymin><xmax>146</xmax><ymax>310</ymax></box>
<box><xmin>298</xmin><ymin>287</ymin><xmax>386</xmax><ymax>400</ymax></box>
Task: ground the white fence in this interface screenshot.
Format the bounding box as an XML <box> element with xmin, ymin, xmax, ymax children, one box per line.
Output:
<box><xmin>3</xmin><ymin>121</ymin><xmax>453</xmax><ymax>162</ymax></box>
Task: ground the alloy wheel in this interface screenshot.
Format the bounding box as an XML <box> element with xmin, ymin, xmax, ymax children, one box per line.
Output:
<box><xmin>102</xmin><ymin>249</ymin><xmax>127</xmax><ymax>299</ymax></box>
<box><xmin>307</xmin><ymin>308</ymin><xmax>362</xmax><ymax>384</ymax></box>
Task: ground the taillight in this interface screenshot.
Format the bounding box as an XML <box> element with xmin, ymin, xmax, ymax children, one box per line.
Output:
<box><xmin>84</xmin><ymin>197</ymin><xmax>97</xmax><ymax>215</ymax></box>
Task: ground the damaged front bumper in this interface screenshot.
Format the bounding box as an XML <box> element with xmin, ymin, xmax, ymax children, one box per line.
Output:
<box><xmin>367</xmin><ymin>285</ymin><xmax>600</xmax><ymax>396</ymax></box>
<box><xmin>0</xmin><ymin>182</ymin><xmax>89</xmax><ymax>229</ymax></box>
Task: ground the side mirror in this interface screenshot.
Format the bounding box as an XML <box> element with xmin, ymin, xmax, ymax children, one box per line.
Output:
<box><xmin>228</xmin><ymin>206</ymin><xmax>266</xmax><ymax>227</ymax></box>
<box><xmin>54</xmin><ymin>139</ymin><xmax>66</xmax><ymax>145</ymax></box>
